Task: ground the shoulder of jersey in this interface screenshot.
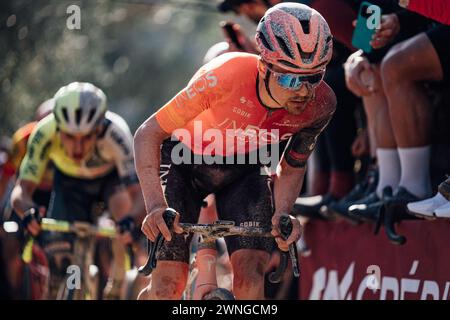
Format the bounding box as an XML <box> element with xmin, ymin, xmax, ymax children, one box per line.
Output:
<box><xmin>315</xmin><ymin>81</ymin><xmax>337</xmax><ymax>115</ymax></box>
<box><xmin>33</xmin><ymin>114</ymin><xmax>57</xmax><ymax>137</ymax></box>
<box><xmin>197</xmin><ymin>52</ymin><xmax>259</xmax><ymax>90</ymax></box>
<box><xmin>204</xmin><ymin>52</ymin><xmax>259</xmax><ymax>74</ymax></box>
<box><xmin>100</xmin><ymin>111</ymin><xmax>133</xmax><ymax>156</ymax></box>
<box><xmin>101</xmin><ymin>111</ymin><xmax>132</xmax><ymax>135</ymax></box>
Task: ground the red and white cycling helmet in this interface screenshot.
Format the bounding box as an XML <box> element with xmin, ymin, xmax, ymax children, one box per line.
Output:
<box><xmin>256</xmin><ymin>3</ymin><xmax>333</xmax><ymax>73</ymax></box>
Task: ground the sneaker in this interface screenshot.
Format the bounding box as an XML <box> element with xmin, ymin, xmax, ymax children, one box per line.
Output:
<box><xmin>406</xmin><ymin>193</ymin><xmax>448</xmax><ymax>218</ymax></box>
<box><xmin>434</xmin><ymin>201</ymin><xmax>450</xmax><ymax>218</ymax></box>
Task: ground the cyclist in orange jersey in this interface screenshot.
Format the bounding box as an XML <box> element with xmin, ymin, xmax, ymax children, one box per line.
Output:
<box><xmin>135</xmin><ymin>3</ymin><xmax>336</xmax><ymax>300</ymax></box>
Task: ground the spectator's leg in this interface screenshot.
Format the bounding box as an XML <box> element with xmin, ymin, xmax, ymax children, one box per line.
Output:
<box><xmin>381</xmin><ymin>33</ymin><xmax>443</xmax><ymax>198</ymax></box>
<box><xmin>362</xmin><ymin>65</ymin><xmax>400</xmax><ymax>197</ymax></box>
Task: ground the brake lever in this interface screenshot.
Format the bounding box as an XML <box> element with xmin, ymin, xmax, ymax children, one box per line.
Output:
<box><xmin>279</xmin><ymin>215</ymin><xmax>300</xmax><ymax>278</ymax></box>
<box><xmin>268</xmin><ymin>215</ymin><xmax>300</xmax><ymax>283</ymax></box>
<box><xmin>138</xmin><ymin>208</ymin><xmax>177</xmax><ymax>276</ymax></box>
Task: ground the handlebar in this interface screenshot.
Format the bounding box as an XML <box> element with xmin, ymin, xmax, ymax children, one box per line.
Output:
<box><xmin>138</xmin><ymin>209</ymin><xmax>300</xmax><ymax>283</ymax></box>
<box><xmin>40</xmin><ymin>218</ymin><xmax>117</xmax><ymax>238</ymax></box>
<box><xmin>21</xmin><ymin>218</ymin><xmax>135</xmax><ymax>271</ymax></box>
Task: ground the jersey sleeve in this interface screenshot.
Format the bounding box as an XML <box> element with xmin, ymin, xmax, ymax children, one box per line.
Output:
<box><xmin>104</xmin><ymin>112</ymin><xmax>139</xmax><ymax>186</ymax></box>
<box><xmin>154</xmin><ymin>54</ymin><xmax>238</xmax><ymax>134</ymax></box>
<box><xmin>9</xmin><ymin>122</ymin><xmax>36</xmax><ymax>172</ymax></box>
<box><xmin>18</xmin><ymin>116</ymin><xmax>55</xmax><ymax>184</ymax></box>
<box><xmin>284</xmin><ymin>87</ymin><xmax>337</xmax><ymax>168</ymax></box>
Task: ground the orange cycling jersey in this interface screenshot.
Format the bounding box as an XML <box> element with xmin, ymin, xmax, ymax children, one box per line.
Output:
<box><xmin>155</xmin><ymin>52</ymin><xmax>336</xmax><ymax>167</ymax></box>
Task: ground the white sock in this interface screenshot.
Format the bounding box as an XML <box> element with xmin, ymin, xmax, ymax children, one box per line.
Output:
<box><xmin>398</xmin><ymin>146</ymin><xmax>432</xmax><ymax>198</ymax></box>
<box><xmin>376</xmin><ymin>148</ymin><xmax>401</xmax><ymax>198</ymax></box>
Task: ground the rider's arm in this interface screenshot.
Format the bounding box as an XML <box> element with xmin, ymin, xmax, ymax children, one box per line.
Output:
<box><xmin>272</xmin><ymin>117</ymin><xmax>332</xmax><ymax>219</ymax></box>
<box><xmin>271</xmin><ymin>93</ymin><xmax>336</xmax><ymax>249</ymax></box>
<box><xmin>272</xmin><ymin>160</ymin><xmax>306</xmax><ymax>219</ymax></box>
<box><xmin>136</xmin><ymin>57</ymin><xmax>239</xmax><ymax>241</ymax></box>
<box><xmin>10</xmin><ymin>179</ymin><xmax>39</xmax><ymax>218</ymax></box>
<box><xmin>134</xmin><ymin>115</ymin><xmax>171</xmax><ymax>219</ymax></box>
<box><xmin>136</xmin><ymin>61</ymin><xmax>229</xmax><ymax>210</ymax></box>
<box><xmin>10</xmin><ymin>118</ymin><xmax>54</xmax><ymax>217</ymax></box>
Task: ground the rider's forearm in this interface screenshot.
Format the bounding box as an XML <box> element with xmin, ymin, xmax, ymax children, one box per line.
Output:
<box><xmin>10</xmin><ymin>181</ymin><xmax>37</xmax><ymax>218</ymax></box>
<box><xmin>134</xmin><ymin>118</ymin><xmax>169</xmax><ymax>214</ymax></box>
<box><xmin>272</xmin><ymin>159</ymin><xmax>305</xmax><ymax>217</ymax></box>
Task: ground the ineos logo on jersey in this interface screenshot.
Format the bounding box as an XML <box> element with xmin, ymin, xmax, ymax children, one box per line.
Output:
<box><xmin>175</xmin><ymin>71</ymin><xmax>218</xmax><ymax>108</ymax></box>
<box><xmin>217</xmin><ymin>118</ymin><xmax>293</xmax><ymax>143</ymax></box>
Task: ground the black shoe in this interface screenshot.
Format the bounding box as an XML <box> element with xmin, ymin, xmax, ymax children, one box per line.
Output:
<box><xmin>324</xmin><ymin>168</ymin><xmax>378</xmax><ymax>221</ymax></box>
<box><xmin>378</xmin><ymin>187</ymin><xmax>422</xmax><ymax>245</ymax></box>
<box><xmin>292</xmin><ymin>193</ymin><xmax>337</xmax><ymax>219</ymax></box>
<box><xmin>347</xmin><ymin>187</ymin><xmax>391</xmax><ymax>223</ymax></box>
<box><xmin>386</xmin><ymin>187</ymin><xmax>421</xmax><ymax>206</ymax></box>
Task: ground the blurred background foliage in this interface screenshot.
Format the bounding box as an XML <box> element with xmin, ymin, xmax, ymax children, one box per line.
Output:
<box><xmin>0</xmin><ymin>0</ymin><xmax>254</xmax><ymax>137</ymax></box>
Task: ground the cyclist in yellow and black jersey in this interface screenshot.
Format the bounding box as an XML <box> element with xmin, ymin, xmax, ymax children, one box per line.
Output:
<box><xmin>10</xmin><ymin>82</ymin><xmax>145</xmax><ymax>299</ymax></box>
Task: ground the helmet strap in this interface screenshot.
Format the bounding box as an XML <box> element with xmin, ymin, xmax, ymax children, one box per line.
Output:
<box><xmin>264</xmin><ymin>66</ymin><xmax>282</xmax><ymax>106</ymax></box>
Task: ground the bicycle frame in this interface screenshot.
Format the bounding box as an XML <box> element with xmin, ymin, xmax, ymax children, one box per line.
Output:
<box><xmin>21</xmin><ymin>218</ymin><xmax>134</xmax><ymax>300</ymax></box>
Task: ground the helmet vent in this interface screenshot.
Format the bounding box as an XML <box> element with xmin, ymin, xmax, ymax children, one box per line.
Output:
<box><xmin>279</xmin><ymin>60</ymin><xmax>299</xmax><ymax>69</ymax></box>
<box><xmin>258</xmin><ymin>31</ymin><xmax>273</xmax><ymax>51</ymax></box>
<box><xmin>75</xmin><ymin>108</ymin><xmax>82</xmax><ymax>126</ymax></box>
<box><xmin>62</xmin><ymin>107</ymin><xmax>69</xmax><ymax>123</ymax></box>
<box><xmin>299</xmin><ymin>20</ymin><xmax>310</xmax><ymax>34</ymax></box>
<box><xmin>297</xmin><ymin>42</ymin><xmax>313</xmax><ymax>61</ymax></box>
<box><xmin>275</xmin><ymin>35</ymin><xmax>293</xmax><ymax>59</ymax></box>
<box><xmin>87</xmin><ymin>108</ymin><xmax>96</xmax><ymax>124</ymax></box>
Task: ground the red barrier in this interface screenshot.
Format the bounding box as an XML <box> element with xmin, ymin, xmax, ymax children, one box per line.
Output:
<box><xmin>299</xmin><ymin>219</ymin><xmax>450</xmax><ymax>300</ymax></box>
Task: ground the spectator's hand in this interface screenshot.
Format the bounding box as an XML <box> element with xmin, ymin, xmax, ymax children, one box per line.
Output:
<box><xmin>141</xmin><ymin>207</ymin><xmax>182</xmax><ymax>242</ymax></box>
<box><xmin>344</xmin><ymin>50</ymin><xmax>374</xmax><ymax>97</ymax></box>
<box><xmin>352</xmin><ymin>128</ymin><xmax>370</xmax><ymax>157</ymax></box>
<box><xmin>370</xmin><ymin>14</ymin><xmax>400</xmax><ymax>49</ymax></box>
<box><xmin>221</xmin><ymin>23</ymin><xmax>259</xmax><ymax>54</ymax></box>
<box><xmin>271</xmin><ymin>214</ymin><xmax>302</xmax><ymax>252</ymax></box>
